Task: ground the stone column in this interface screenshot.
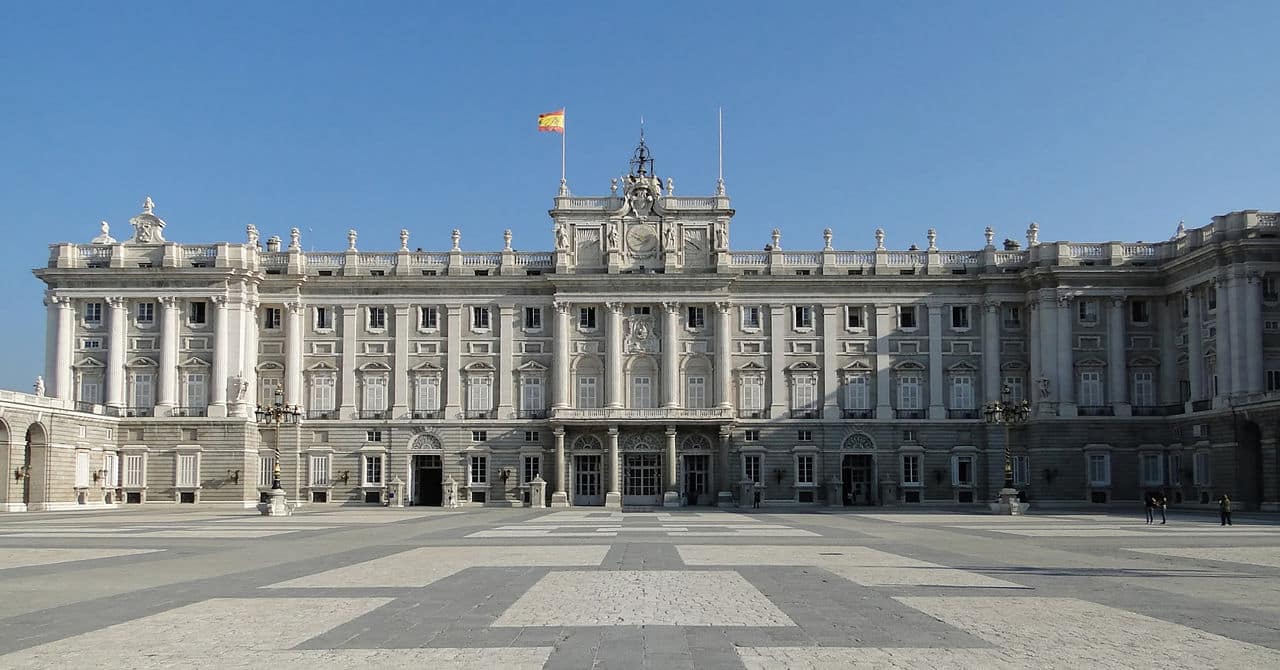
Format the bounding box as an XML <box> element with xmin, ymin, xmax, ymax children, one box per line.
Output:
<box><xmin>662</xmin><ymin>301</ymin><xmax>680</xmax><ymax>408</ymax></box>
<box><xmin>1027</xmin><ymin>298</ymin><xmax>1041</xmax><ymax>413</ymax></box>
<box><xmin>1229</xmin><ymin>270</ymin><xmax>1248</xmax><ymax>395</ymax></box>
<box><xmin>106</xmin><ymin>296</ymin><xmax>127</xmax><ymax>409</ymax></box>
<box><xmin>821</xmin><ymin>303</ymin><xmax>839</xmax><ymax>419</ymax></box>
<box><xmin>927</xmin><ymin>301</ymin><xmax>945</xmax><ymax>419</ymax></box>
<box><xmin>770</xmin><ymin>304</ymin><xmax>788</xmax><ymax>417</ymax></box>
<box><xmin>497</xmin><ymin>304</ymin><xmax>515</xmax><ymax>418</ymax></box>
<box><xmin>156</xmin><ymin>297</ymin><xmax>179</xmax><ymax>415</ymax></box>
<box><xmin>552</xmin><ymin>301</ymin><xmax>571</xmax><ymax>409</ymax></box>
<box><xmin>445</xmin><ymin>304</ymin><xmax>462</xmax><ymax>417</ymax></box>
<box><xmin>663</xmin><ymin>425</ymin><xmax>680</xmax><ymax>507</ymax></box>
<box><xmin>339</xmin><ymin>304</ymin><xmax>358</xmax><ymax>419</ymax></box>
<box><xmin>285</xmin><ymin>301</ymin><xmax>305</xmax><ymax>407</ymax></box>
<box><xmin>1108</xmin><ymin>296</ymin><xmax>1129</xmax><ymax>416</ymax></box>
<box><xmin>982</xmin><ymin>299</ymin><xmax>1000</xmax><ymax>403</ymax></box>
<box><xmin>391</xmin><ymin>305</ymin><xmax>409</xmax><ymax>417</ymax></box>
<box><xmin>874</xmin><ymin>305</ymin><xmax>893</xmax><ymax>419</ymax></box>
<box><xmin>606</xmin><ymin>425</ymin><xmax>621</xmax><ymax>508</ymax></box>
<box><xmin>1056</xmin><ymin>294</ymin><xmax>1076</xmax><ymax>415</ymax></box>
<box><xmin>550</xmin><ymin>427</ymin><xmax>568</xmax><ymax>507</ymax></box>
<box><xmin>1244</xmin><ymin>272</ymin><xmax>1264</xmax><ymax>393</ymax></box>
<box><xmin>1214</xmin><ymin>275</ymin><xmax>1232</xmax><ymax>400</ymax></box>
<box><xmin>717</xmin><ymin>426</ymin><xmax>733</xmax><ymax>506</ymax></box>
<box><xmin>241</xmin><ymin>298</ymin><xmax>259</xmax><ymax>412</ymax></box>
<box><xmin>209</xmin><ymin>296</ymin><xmax>228</xmax><ymax>416</ymax></box>
<box><xmin>50</xmin><ymin>295</ymin><xmax>74</xmax><ymax>400</ymax></box>
<box><xmin>1038</xmin><ymin>292</ymin><xmax>1060</xmax><ymax>406</ymax></box>
<box><xmin>606</xmin><ymin>302</ymin><xmax>624</xmax><ymax>408</ymax></box>
<box><xmin>1157</xmin><ymin>296</ymin><xmax>1179</xmax><ymax>405</ymax></box>
<box><xmin>1186</xmin><ymin>287</ymin><xmax>1203</xmax><ymax>407</ymax></box>
<box><xmin>714</xmin><ymin>301</ymin><xmax>733</xmax><ymax>409</ymax></box>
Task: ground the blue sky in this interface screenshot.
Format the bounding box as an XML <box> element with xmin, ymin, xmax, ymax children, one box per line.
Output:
<box><xmin>2</xmin><ymin>1</ymin><xmax>1278</xmax><ymax>389</ymax></box>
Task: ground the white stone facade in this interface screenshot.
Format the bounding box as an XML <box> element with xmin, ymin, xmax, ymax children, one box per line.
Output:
<box><xmin>11</xmin><ymin>144</ymin><xmax>1280</xmax><ymax>512</ymax></box>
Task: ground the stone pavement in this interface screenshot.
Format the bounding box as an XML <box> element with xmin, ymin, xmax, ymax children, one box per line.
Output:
<box><xmin>0</xmin><ymin>506</ymin><xmax>1277</xmax><ymax>669</ymax></box>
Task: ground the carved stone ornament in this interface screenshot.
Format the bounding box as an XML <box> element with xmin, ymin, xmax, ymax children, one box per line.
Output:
<box><xmin>410</xmin><ymin>433</ymin><xmax>442</xmax><ymax>451</ymax></box>
<box><xmin>842</xmin><ymin>432</ymin><xmax>874</xmax><ymax>450</ymax></box>
<box><xmin>1037</xmin><ymin>377</ymin><xmax>1051</xmax><ymax>399</ymax></box>
<box><xmin>620</xmin><ymin>431</ymin><xmax>662</xmax><ymax>451</ymax></box>
<box><xmin>290</xmin><ymin>227</ymin><xmax>301</xmax><ymax>251</ymax></box>
<box><xmin>714</xmin><ymin>220</ymin><xmax>729</xmax><ymax>251</ymax></box>
<box><xmin>127</xmin><ymin>196</ymin><xmax>166</xmax><ymax>244</ymax></box>
<box><xmin>624</xmin><ymin>314</ymin><xmax>657</xmax><ymax>353</ymax></box>
<box><xmin>400</xmin><ymin>228</ymin><xmax>409</xmax><ymax>251</ymax></box>
<box><xmin>554</xmin><ymin>222</ymin><xmax>570</xmax><ymax>251</ymax></box>
<box><xmin>91</xmin><ymin>221</ymin><xmax>116</xmax><ymax>245</ymax></box>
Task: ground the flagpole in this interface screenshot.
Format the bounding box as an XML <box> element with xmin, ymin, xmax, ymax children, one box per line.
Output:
<box><xmin>561</xmin><ymin>107</ymin><xmax>566</xmax><ymax>183</ymax></box>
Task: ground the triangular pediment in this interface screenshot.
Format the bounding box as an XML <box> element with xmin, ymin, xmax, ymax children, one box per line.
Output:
<box><xmin>516</xmin><ymin>360</ymin><xmax>548</xmax><ymax>372</ymax></box>
<box><xmin>947</xmin><ymin>361</ymin><xmax>979</xmax><ymax>372</ymax></box>
<box><xmin>840</xmin><ymin>360</ymin><xmax>872</xmax><ymax>371</ymax></box>
<box><xmin>126</xmin><ymin>356</ymin><xmax>157</xmax><ymax>367</ymax></box>
<box><xmin>463</xmin><ymin>360</ymin><xmax>496</xmax><ymax>372</ymax></box>
<box><xmin>305</xmin><ymin>361</ymin><xmax>339</xmax><ymax>372</ymax></box>
<box><xmin>357</xmin><ymin>361</ymin><xmax>392</xmax><ymax>372</ymax></box>
<box><xmin>180</xmin><ymin>356</ymin><xmax>211</xmax><ymax>368</ymax></box>
<box><xmin>893</xmin><ymin>360</ymin><xmax>926</xmax><ymax>371</ymax></box>
<box><xmin>787</xmin><ymin>361</ymin><xmax>820</xmax><ymax>371</ymax></box>
<box><xmin>73</xmin><ymin>357</ymin><xmax>105</xmax><ymax>369</ymax></box>
<box><xmin>255</xmin><ymin>360</ymin><xmax>285</xmax><ymax>372</ymax></box>
<box><xmin>410</xmin><ymin>360</ymin><xmax>442</xmax><ymax>372</ymax></box>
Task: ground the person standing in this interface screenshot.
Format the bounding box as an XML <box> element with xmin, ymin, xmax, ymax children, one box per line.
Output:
<box><xmin>1155</xmin><ymin>492</ymin><xmax>1167</xmax><ymax>524</ymax></box>
<box><xmin>1218</xmin><ymin>494</ymin><xmax>1232</xmax><ymax>526</ymax></box>
<box><xmin>1143</xmin><ymin>491</ymin><xmax>1156</xmax><ymax>525</ymax></box>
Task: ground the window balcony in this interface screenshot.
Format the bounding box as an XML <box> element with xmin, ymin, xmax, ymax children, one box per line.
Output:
<box><xmin>123</xmin><ymin>406</ymin><xmax>154</xmax><ymax>418</ymax></box>
<box><xmin>894</xmin><ymin>409</ymin><xmax>925</xmax><ymax>420</ymax></box>
<box><xmin>308</xmin><ymin>410</ymin><xmax>339</xmax><ymax>420</ymax></box>
<box><xmin>359</xmin><ymin>409</ymin><xmax>392</xmax><ymax>420</ymax></box>
<box><xmin>465</xmin><ymin>410</ymin><xmax>494</xmax><ymax>420</ymax></box>
<box><xmin>841</xmin><ymin>409</ymin><xmax>873</xmax><ymax>419</ymax></box>
<box><xmin>1132</xmin><ymin>404</ymin><xmax>1185</xmax><ymax>417</ymax></box>
<box><xmin>947</xmin><ymin>409</ymin><xmax>979</xmax><ymax>419</ymax></box>
<box><xmin>790</xmin><ymin>409</ymin><xmax>819</xmax><ymax>419</ymax></box>
<box><xmin>737</xmin><ymin>408</ymin><xmax>769</xmax><ymax>419</ymax></box>
<box><xmin>412</xmin><ymin>410</ymin><xmax>443</xmax><ymax>419</ymax></box>
<box><xmin>1078</xmin><ymin>406</ymin><xmax>1115</xmax><ymax>417</ymax></box>
<box><xmin>172</xmin><ymin>406</ymin><xmax>207</xmax><ymax>417</ymax></box>
<box><xmin>517</xmin><ymin>409</ymin><xmax>548</xmax><ymax>419</ymax></box>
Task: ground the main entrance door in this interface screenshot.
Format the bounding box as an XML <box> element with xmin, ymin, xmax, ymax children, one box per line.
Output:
<box><xmin>842</xmin><ymin>454</ymin><xmax>874</xmax><ymax>506</ymax></box>
<box><xmin>683</xmin><ymin>454</ymin><xmax>710</xmax><ymax>505</ymax></box>
<box><xmin>413</xmin><ymin>454</ymin><xmax>443</xmax><ymax>506</ymax></box>
<box><xmin>624</xmin><ymin>453</ymin><xmax>662</xmax><ymax>506</ymax></box>
<box><xmin>574</xmin><ymin>454</ymin><xmax>603</xmax><ymax>506</ymax></box>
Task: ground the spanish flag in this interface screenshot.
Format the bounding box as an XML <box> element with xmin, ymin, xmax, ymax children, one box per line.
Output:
<box><xmin>538</xmin><ymin>108</ymin><xmax>565</xmax><ymax>133</ymax></box>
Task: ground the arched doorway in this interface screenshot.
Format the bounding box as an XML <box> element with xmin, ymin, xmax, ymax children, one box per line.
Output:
<box><xmin>23</xmin><ymin>423</ymin><xmax>49</xmax><ymax>509</ymax></box>
<box><xmin>840</xmin><ymin>432</ymin><xmax>877</xmax><ymax>506</ymax></box>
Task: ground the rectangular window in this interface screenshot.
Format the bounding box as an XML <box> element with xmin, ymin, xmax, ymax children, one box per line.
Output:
<box><xmin>132</xmin><ymin>373</ymin><xmax>154</xmax><ymax>409</ymax></box>
<box><xmin>1003</xmin><ymin>376</ymin><xmax>1024</xmax><ymax>403</ymax></box>
<box><xmin>187</xmin><ymin>301</ymin><xmax>207</xmax><ymax>325</ymax></box>
<box><xmin>523</xmin><ymin>456</ymin><xmax>541</xmax><ymax>484</ymax></box>
<box><xmin>80</xmin><ymin>337</ymin><xmax>103</xmax><ymax>349</ymax></box>
<box><xmin>797</xmin><ymin>429</ymin><xmax>813</xmax><ymax>442</ymax></box>
<box><xmin>1013</xmin><ymin>455</ymin><xmax>1030</xmax><ymax>487</ymax></box>
<box><xmin>578</xmin><ymin>376</ymin><xmax>598</xmax><ymax>408</ymax></box>
<box><xmin>84</xmin><ymin>301</ymin><xmax>103</xmax><ymax>324</ymax></box>
<box><xmin>75</xmin><ymin>451</ymin><xmax>91</xmax><ymax>488</ymax></box>
<box><xmin>950</xmin><ymin>376</ymin><xmax>974</xmax><ymax>410</ymax></box>
<box><xmin>310</xmin><ymin>454</ymin><xmax>330</xmax><ymax>486</ymax></box>
<box><xmin>314</xmin><ymin>306</ymin><xmax>333</xmax><ymax>330</ymax></box>
<box><xmin>521</xmin><ymin>377</ymin><xmax>544</xmax><ymax>411</ymax></box>
<box><xmin>1078</xmin><ymin>300</ymin><xmax>1098</xmax><ymax>324</ymax></box>
<box><xmin>796</xmin><ymin>455</ymin><xmax>814</xmax><ymax>484</ymax></box>
<box><xmin>1260</xmin><ymin>275</ymin><xmax>1278</xmax><ymax>301</ymax></box>
<box><xmin>1193</xmin><ymin>452</ymin><xmax>1210</xmax><ymax>486</ymax></box>
<box><xmin>902</xmin><ymin>454</ymin><xmax>921</xmax><ymax>485</ymax></box>
<box><xmin>1265</xmin><ymin>369</ymin><xmax>1280</xmax><ymax>392</ymax></box>
<box><xmin>124</xmin><ymin>454</ymin><xmax>144</xmax><ymax>487</ymax></box>
<box><xmin>258</xmin><ymin>456</ymin><xmax>274</xmax><ymax>488</ymax></box>
<box><xmin>1003</xmin><ymin>305</ymin><xmax>1022</xmax><ymax>329</ymax></box>
<box><xmin>743</xmin><ymin>429</ymin><xmax>760</xmax><ymax>442</ymax></box>
<box><xmin>845</xmin><ymin>306</ymin><xmax>864</xmax><ymax>329</ymax></box>
<box><xmin>1080</xmin><ymin>371</ymin><xmax>1104</xmax><ymax>407</ymax></box>
<box><xmin>687</xmin><ymin>306</ymin><xmax>705</xmax><ymax>329</ymax></box>
<box><xmin>744</xmin><ymin>455</ymin><xmax>761</xmax><ymax>483</ymax></box>
<box><xmin>632</xmin><ymin>376</ymin><xmax>653</xmax><ymax>408</ymax></box>
<box><xmin>579</xmin><ymin>306</ymin><xmax>597</xmax><ymax>330</ymax></box>
<box><xmin>472</xmin><ymin>306</ymin><xmax>491</xmax><ymax>330</ymax></box>
<box><xmin>471</xmin><ymin>430</ymin><xmax>488</xmax><ymax>442</ymax></box>
<box><xmin>1207</xmin><ymin>290</ymin><xmax>1217</xmax><ymax>310</ymax></box>
<box><xmin>367</xmin><ymin>306</ymin><xmax>386</xmax><ymax>330</ymax></box>
<box><xmin>185</xmin><ymin>373</ymin><xmax>206</xmax><ymax>409</ymax></box>
<box><xmin>524</xmin><ymin>306</ymin><xmax>542</xmax><ymax>330</ymax></box>
<box><xmin>263</xmin><ymin>307</ymin><xmax>282</xmax><ymax>330</ymax></box>
<box><xmin>416</xmin><ymin>377</ymin><xmax>439</xmax><ymax>411</ymax></box>
<box><xmin>177</xmin><ymin>453</ymin><xmax>198</xmax><ymax>488</ymax></box>
<box><xmin>363</xmin><ymin>376</ymin><xmax>388</xmax><ymax>411</ymax></box>
<box><xmin>80</xmin><ymin>379</ymin><xmax>101</xmax><ymax>405</ymax></box>
<box><xmin>844</xmin><ymin>375</ymin><xmax>869</xmax><ymax>409</ymax></box>
<box><xmin>1132</xmin><ymin>371</ymin><xmax>1155</xmax><ymax>407</ymax></box>
<box><xmin>470</xmin><ymin>456</ymin><xmax>488</xmax><ymax>485</ymax></box>
<box><xmin>952</xmin><ymin>456</ymin><xmax>974</xmax><ymax>486</ymax></box>
<box><xmin>1088</xmin><ymin>453</ymin><xmax>1111</xmax><ymax>486</ymax></box>
<box><xmin>364</xmin><ymin>455</ymin><xmax>383</xmax><ymax>485</ymax></box>
<box><xmin>103</xmin><ymin>452</ymin><xmax>119</xmax><ymax>488</ymax></box>
<box><xmin>366</xmin><ymin>430</ymin><xmax>383</xmax><ymax>442</ymax></box>
<box><xmin>417</xmin><ymin>306</ymin><xmax>438</xmax><ymax>330</ymax></box>
<box><xmin>311</xmin><ymin>376</ymin><xmax>336</xmax><ymax>411</ymax></box>
<box><xmin>633</xmin><ymin>305</ymin><xmax>651</xmax><ymax>316</ymax></box>
<box><xmin>741</xmin><ymin>305</ymin><xmax>761</xmax><ymax>329</ymax></box>
<box><xmin>793</xmin><ymin>305</ymin><xmax>813</xmax><ymax>329</ymax></box>
<box><xmin>261</xmin><ymin>377</ymin><xmax>281</xmax><ymax>406</ymax></box>
<box><xmin>467</xmin><ymin>376</ymin><xmax>492</xmax><ymax>411</ymax></box>
<box><xmin>899</xmin><ymin>305</ymin><xmax>917</xmax><ymax>329</ymax></box>
<box><xmin>686</xmin><ymin>376</ymin><xmax>707</xmax><ymax>408</ymax></box>
<box><xmin>136</xmin><ymin>302</ymin><xmax>155</xmax><ymax>325</ymax></box>
<box><xmin>741</xmin><ymin>377</ymin><xmax>764</xmax><ymax>411</ymax></box>
<box><xmin>792</xmin><ymin>376</ymin><xmax>817</xmax><ymax>410</ymax></box>
<box><xmin>524</xmin><ymin>431</ymin><xmax>540</xmax><ymax>442</ymax></box>
<box><xmin>898</xmin><ymin>374</ymin><xmax>921</xmax><ymax>410</ymax></box>
<box><xmin>1130</xmin><ymin>300</ymin><xmax>1150</xmax><ymax>324</ymax></box>
<box><xmin>1140</xmin><ymin>453</ymin><xmax>1163</xmax><ymax>486</ymax></box>
<box><xmin>951</xmin><ymin>305</ymin><xmax>970</xmax><ymax>329</ymax></box>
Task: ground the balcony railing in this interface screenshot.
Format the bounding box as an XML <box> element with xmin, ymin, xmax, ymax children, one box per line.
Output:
<box><xmin>412</xmin><ymin>410</ymin><xmax>443</xmax><ymax>419</ymax></box>
<box><xmin>737</xmin><ymin>408</ymin><xmax>769</xmax><ymax>419</ymax></box>
<box><xmin>465</xmin><ymin>410</ymin><xmax>494</xmax><ymax>420</ymax></box>
<box><xmin>1132</xmin><ymin>404</ymin><xmax>1185</xmax><ymax>417</ymax></box>
<box><xmin>308</xmin><ymin>410</ymin><xmax>339</xmax><ymax>420</ymax></box>
<box><xmin>553</xmin><ymin>407</ymin><xmax>734</xmax><ymax>421</ymax></box>
<box><xmin>894</xmin><ymin>409</ymin><xmax>925</xmax><ymax>420</ymax></box>
<box><xmin>1078</xmin><ymin>406</ymin><xmax>1115</xmax><ymax>417</ymax></box>
<box><xmin>1190</xmin><ymin>399</ymin><xmax>1213</xmax><ymax>412</ymax></box>
<box><xmin>74</xmin><ymin>401</ymin><xmax>100</xmax><ymax>414</ymax></box>
<box><xmin>122</xmin><ymin>406</ymin><xmax>154</xmax><ymax>418</ymax></box>
<box><xmin>359</xmin><ymin>409</ymin><xmax>392</xmax><ymax>420</ymax></box>
<box><xmin>517</xmin><ymin>409</ymin><xmax>548</xmax><ymax>419</ymax></box>
<box><xmin>790</xmin><ymin>409</ymin><xmax>820</xmax><ymax>419</ymax></box>
<box><xmin>947</xmin><ymin>409</ymin><xmax>980</xmax><ymax>419</ymax></box>
<box><xmin>172</xmin><ymin>406</ymin><xmax>208</xmax><ymax>417</ymax></box>
<box><xmin>842</xmin><ymin>409</ymin><xmax>873</xmax><ymax>419</ymax></box>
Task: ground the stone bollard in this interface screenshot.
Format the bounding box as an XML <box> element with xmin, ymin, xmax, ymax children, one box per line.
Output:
<box><xmin>529</xmin><ymin>474</ymin><xmax>547</xmax><ymax>508</ymax></box>
<box><xmin>443</xmin><ymin>474</ymin><xmax>459</xmax><ymax>509</ymax></box>
<box><xmin>389</xmin><ymin>476</ymin><xmax>405</xmax><ymax>508</ymax></box>
<box><xmin>827</xmin><ymin>476</ymin><xmax>842</xmax><ymax>507</ymax></box>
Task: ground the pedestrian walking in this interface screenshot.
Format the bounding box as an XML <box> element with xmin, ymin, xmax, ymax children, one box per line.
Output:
<box><xmin>1218</xmin><ymin>494</ymin><xmax>1232</xmax><ymax>526</ymax></box>
<box><xmin>1156</xmin><ymin>492</ymin><xmax>1167</xmax><ymax>524</ymax></box>
<box><xmin>1143</xmin><ymin>491</ymin><xmax>1156</xmax><ymax>525</ymax></box>
<box><xmin>753</xmin><ymin>488</ymin><xmax>761</xmax><ymax>509</ymax></box>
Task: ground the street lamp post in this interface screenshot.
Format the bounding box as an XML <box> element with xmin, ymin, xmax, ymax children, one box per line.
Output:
<box><xmin>983</xmin><ymin>383</ymin><xmax>1030</xmax><ymax>515</ymax></box>
<box><xmin>255</xmin><ymin>388</ymin><xmax>301</xmax><ymax>515</ymax></box>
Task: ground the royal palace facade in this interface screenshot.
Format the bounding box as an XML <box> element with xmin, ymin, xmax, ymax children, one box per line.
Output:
<box><xmin>4</xmin><ymin>144</ymin><xmax>1280</xmax><ymax>512</ymax></box>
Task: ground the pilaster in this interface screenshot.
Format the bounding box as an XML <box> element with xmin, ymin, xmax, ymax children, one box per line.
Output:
<box><xmin>715</xmin><ymin>301</ymin><xmax>733</xmax><ymax>409</ymax></box>
<box><xmin>552</xmin><ymin>301</ymin><xmax>571</xmax><ymax>409</ymax></box>
<box><xmin>392</xmin><ymin>305</ymin><xmax>410</xmax><ymax>417</ymax></box>
<box><xmin>821</xmin><ymin>303</ymin><xmax>839</xmax><ymax>419</ymax></box>
<box><xmin>769</xmin><ymin>304</ymin><xmax>788</xmax><ymax>417</ymax></box>
<box><xmin>1185</xmin><ymin>287</ymin><xmax>1204</xmax><ymax>410</ymax></box>
<box><xmin>606</xmin><ymin>301</ymin><xmax>624</xmax><ymax>408</ymax></box>
<box><xmin>662</xmin><ymin>301</ymin><xmax>680</xmax><ymax>408</ymax></box>
<box><xmin>1108</xmin><ymin>296</ymin><xmax>1129</xmax><ymax>416</ymax></box>
<box><xmin>285</xmin><ymin>301</ymin><xmax>305</xmax><ymax>408</ymax></box>
<box><xmin>605</xmin><ymin>425</ymin><xmax>621</xmax><ymax>508</ymax></box>
<box><xmin>339</xmin><ymin>304</ymin><xmax>358</xmax><ymax>419</ymax></box>
<box><xmin>550</xmin><ymin>427</ymin><xmax>568</xmax><ymax>507</ymax></box>
<box><xmin>106</xmin><ymin>296</ymin><xmax>127</xmax><ymax>409</ymax></box>
<box><xmin>497</xmin><ymin>304</ymin><xmax>515</xmax><ymax>418</ymax></box>
<box><xmin>1056</xmin><ymin>293</ymin><xmax>1076</xmax><ymax>416</ymax></box>
<box><xmin>209</xmin><ymin>296</ymin><xmax>229</xmax><ymax>417</ymax></box>
<box><xmin>156</xmin><ymin>296</ymin><xmax>179</xmax><ymax>415</ymax></box>
<box><xmin>981</xmin><ymin>299</ymin><xmax>1000</xmax><ymax>403</ymax></box>
<box><xmin>445</xmin><ymin>304</ymin><xmax>463</xmax><ymax>417</ymax></box>
<box><xmin>1214</xmin><ymin>274</ymin><xmax>1232</xmax><ymax>403</ymax></box>
<box><xmin>927</xmin><ymin>301</ymin><xmax>945</xmax><ymax>420</ymax></box>
<box><xmin>874</xmin><ymin>304</ymin><xmax>893</xmax><ymax>419</ymax></box>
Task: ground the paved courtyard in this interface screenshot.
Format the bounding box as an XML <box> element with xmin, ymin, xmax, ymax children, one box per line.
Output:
<box><xmin>0</xmin><ymin>506</ymin><xmax>1277</xmax><ymax>669</ymax></box>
